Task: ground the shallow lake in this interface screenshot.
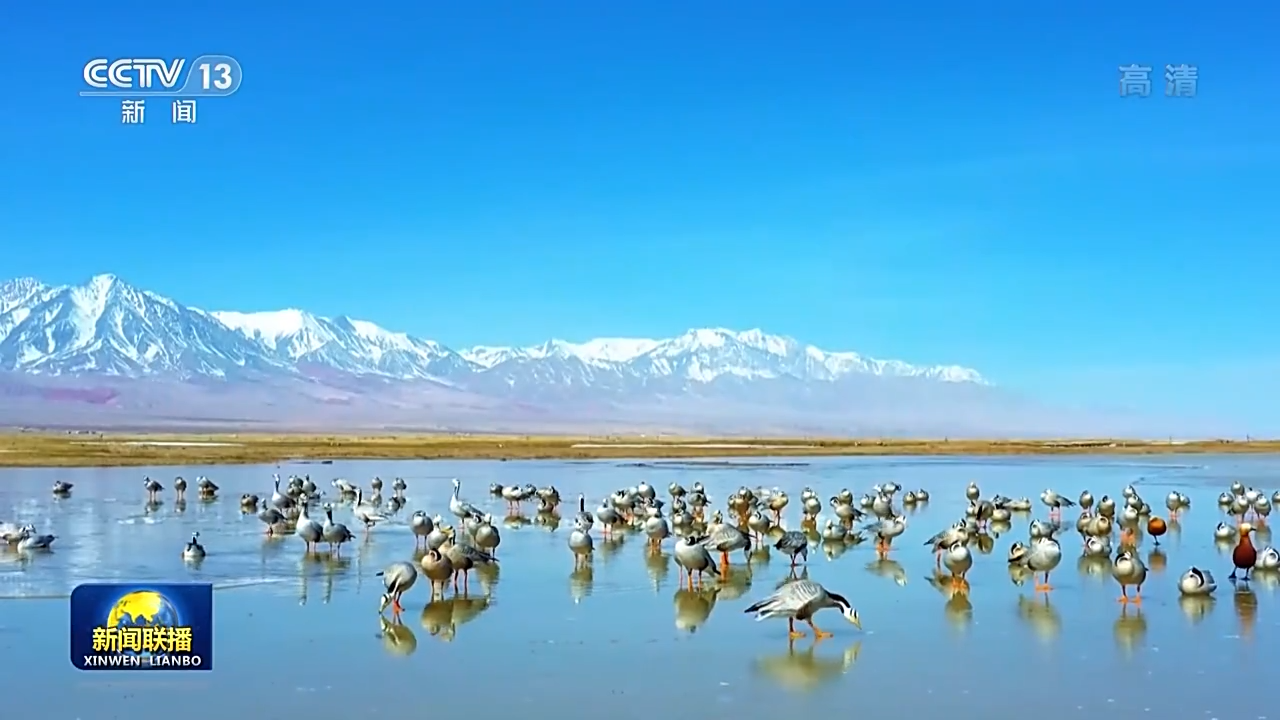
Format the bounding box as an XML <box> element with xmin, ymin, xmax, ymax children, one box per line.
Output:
<box><xmin>1</xmin><ymin>454</ymin><xmax>1278</xmax><ymax>718</ymax></box>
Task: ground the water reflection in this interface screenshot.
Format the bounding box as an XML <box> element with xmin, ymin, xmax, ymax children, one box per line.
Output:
<box><xmin>673</xmin><ymin>587</ymin><xmax>719</xmax><ymax>633</ymax></box>
<box><xmin>717</xmin><ymin>566</ymin><xmax>754</xmax><ymax>601</ymax></box>
<box><xmin>1146</xmin><ymin>547</ymin><xmax>1168</xmax><ymax>575</ymax></box>
<box><xmin>1017</xmin><ymin>594</ymin><xmax>1061</xmax><ymax>643</ymax></box>
<box><xmin>1232</xmin><ymin>581</ymin><xmax>1259</xmax><ymax>639</ymax></box>
<box><xmin>944</xmin><ymin>590</ymin><xmax>973</xmax><ymax>632</ymax></box>
<box><xmin>419</xmin><ymin>594</ymin><xmax>493</xmax><ymax>642</ymax></box>
<box><xmin>569</xmin><ymin>565</ymin><xmax>594</xmax><ymax>603</ymax></box>
<box><xmin>378</xmin><ymin>615</ymin><xmax>417</xmax><ymax>656</ymax></box>
<box><xmin>644</xmin><ymin>549</ymin><xmax>671</xmax><ymax>590</ymax></box>
<box><xmin>0</xmin><ymin>456</ymin><xmax>1278</xmax><ymax>717</ymax></box>
<box><xmin>1179</xmin><ymin>594</ymin><xmax>1214</xmax><ymax>624</ymax></box>
<box><xmin>752</xmin><ymin>640</ymin><xmax>862</xmax><ymax>693</ymax></box>
<box><xmin>1113</xmin><ymin>604</ymin><xmax>1147</xmax><ymax>657</ymax></box>
<box><xmin>1076</xmin><ymin>555</ymin><xmax>1110</xmax><ymax>582</ymax></box>
<box><xmin>865</xmin><ymin>557</ymin><xmax>907</xmax><ymax>586</ymax></box>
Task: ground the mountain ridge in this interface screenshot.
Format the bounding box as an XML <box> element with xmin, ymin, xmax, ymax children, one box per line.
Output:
<box><xmin>0</xmin><ymin>273</ymin><xmax>1076</xmax><ymax>436</ymax></box>
<box><xmin>0</xmin><ymin>273</ymin><xmax>986</xmax><ymax>386</ymax></box>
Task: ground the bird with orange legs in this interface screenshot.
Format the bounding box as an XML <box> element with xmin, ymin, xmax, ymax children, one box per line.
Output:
<box><xmin>1025</xmin><ymin>533</ymin><xmax>1063</xmax><ymax>592</ymax></box>
<box><xmin>1230</xmin><ymin>522</ymin><xmax>1257</xmax><ymax>581</ymax></box>
<box><xmin>1040</xmin><ymin>489</ymin><xmax>1075</xmax><ymax>520</ymax></box>
<box><xmin>702</xmin><ymin>511</ymin><xmax>751</xmax><ymax>574</ymax></box>
<box><xmin>925</xmin><ymin>522</ymin><xmax>969</xmax><ymax>568</ymax></box>
<box><xmin>942</xmin><ymin>540</ymin><xmax>973</xmax><ymax>590</ymax></box>
<box><xmin>1146</xmin><ymin>516</ymin><xmax>1167</xmax><ymax>546</ymax></box>
<box><xmin>869</xmin><ymin>515</ymin><xmax>906</xmax><ymax>556</ymax></box>
<box><xmin>1112</xmin><ymin>549</ymin><xmax>1148</xmax><ymax>604</ymax></box>
<box><xmin>376</xmin><ymin>561</ymin><xmax>418</xmax><ymax>616</ymax></box>
<box><xmin>673</xmin><ymin>533</ymin><xmax>719</xmax><ymax>589</ymax></box>
<box><xmin>744</xmin><ymin>578</ymin><xmax>861</xmax><ymax>640</ymax></box>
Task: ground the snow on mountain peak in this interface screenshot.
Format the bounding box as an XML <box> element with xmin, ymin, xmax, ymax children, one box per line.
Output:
<box><xmin>0</xmin><ymin>274</ymin><xmax>989</xmax><ymax>389</ymax></box>
<box><xmin>459</xmin><ymin>327</ymin><xmax>987</xmax><ymax>385</ymax></box>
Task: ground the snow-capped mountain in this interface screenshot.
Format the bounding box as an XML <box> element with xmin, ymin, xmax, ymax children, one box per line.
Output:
<box><xmin>0</xmin><ymin>274</ymin><xmax>985</xmax><ymax>387</ymax></box>
<box><xmin>0</xmin><ymin>274</ymin><xmax>1022</xmax><ymax>433</ymax></box>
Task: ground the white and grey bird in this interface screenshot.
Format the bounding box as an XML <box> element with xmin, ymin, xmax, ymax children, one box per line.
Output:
<box><xmin>474</xmin><ymin>514</ymin><xmax>502</xmax><ymax>556</ymax></box>
<box><xmin>773</xmin><ymin>530</ymin><xmax>809</xmax><ymax>568</ymax></box>
<box><xmin>271</xmin><ymin>475</ymin><xmax>294</xmax><ymax>509</ymax></box>
<box><xmin>353</xmin><ymin>488</ymin><xmax>388</xmax><ymax>532</ymax></box>
<box><xmin>1112</xmin><ymin>549</ymin><xmax>1148</xmax><ymax>604</ymax></box>
<box><xmin>1040</xmin><ymin>489</ymin><xmax>1075</xmax><ymax>513</ymax></box>
<box><xmin>410</xmin><ymin>511</ymin><xmax>434</xmax><ymax>548</ymax></box>
<box><xmin>1178</xmin><ymin>567</ymin><xmax>1216</xmax><ymax>596</ymax></box>
<box><xmin>377</xmin><ymin>561</ymin><xmax>418</xmax><ymax>615</ymax></box>
<box><xmin>295</xmin><ymin>503</ymin><xmax>324</xmax><ymax>553</ymax></box>
<box><xmin>182</xmin><ymin>532</ymin><xmax>206</xmax><ymax>560</ymax></box>
<box><xmin>258</xmin><ymin>505</ymin><xmax>286</xmax><ymax>535</ymax></box>
<box><xmin>743</xmin><ymin>578</ymin><xmax>861</xmax><ymax>639</ymax></box>
<box><xmin>52</xmin><ymin>481</ymin><xmax>73</xmax><ymax>496</ymax></box>
<box><xmin>449</xmin><ymin>478</ymin><xmax>480</xmax><ymax>520</ymax></box>
<box><xmin>942</xmin><ymin>540</ymin><xmax>973</xmax><ymax>587</ymax></box>
<box><xmin>322</xmin><ymin>505</ymin><xmax>356</xmax><ymax>556</ymax></box>
<box><xmin>673</xmin><ymin>534</ymin><xmax>719</xmax><ymax>586</ymax></box>
<box><xmin>1026</xmin><ymin>535</ymin><xmax>1063</xmax><ymax>591</ymax></box>
<box><xmin>568</xmin><ymin>517</ymin><xmax>594</xmax><ymax>568</ymax></box>
<box><xmin>16</xmin><ymin>525</ymin><xmax>55</xmax><ymax>551</ymax></box>
<box><xmin>573</xmin><ymin>493</ymin><xmax>594</xmax><ymax>532</ymax></box>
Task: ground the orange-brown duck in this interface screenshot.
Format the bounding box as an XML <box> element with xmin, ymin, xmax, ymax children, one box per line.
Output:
<box><xmin>1231</xmin><ymin>522</ymin><xmax>1257</xmax><ymax>580</ymax></box>
<box><xmin>1147</xmin><ymin>516</ymin><xmax>1168</xmax><ymax>546</ymax></box>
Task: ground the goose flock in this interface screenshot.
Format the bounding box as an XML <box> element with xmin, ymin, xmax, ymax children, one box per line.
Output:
<box><xmin>5</xmin><ymin>471</ymin><xmax>1277</xmax><ymax>642</ymax></box>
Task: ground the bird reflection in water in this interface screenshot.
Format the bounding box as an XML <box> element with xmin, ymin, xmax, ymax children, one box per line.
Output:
<box><xmin>420</xmin><ymin>594</ymin><xmax>493</xmax><ymax>642</ymax></box>
<box><xmin>1167</xmin><ymin>516</ymin><xmax>1182</xmax><ymax>542</ymax></box>
<box><xmin>971</xmin><ymin>532</ymin><xmax>996</xmax><ymax>556</ymax></box>
<box><xmin>502</xmin><ymin>514</ymin><xmax>531</xmax><ymax>531</ymax></box>
<box><xmin>1178</xmin><ymin>595</ymin><xmax>1214</xmax><ymax>625</ymax></box>
<box><xmin>673</xmin><ymin>586</ymin><xmax>719</xmax><ymax>633</ymax></box>
<box><xmin>1253</xmin><ymin>568</ymin><xmax>1280</xmax><ymax>591</ymax></box>
<box><xmin>473</xmin><ymin>560</ymin><xmax>500</xmax><ymax>596</ymax></box>
<box><xmin>174</xmin><ymin>499</ymin><xmax>187</xmax><ymax>515</ymax></box>
<box><xmin>752</xmin><ymin>639</ymin><xmax>862</xmax><ymax>693</ymax></box>
<box><xmin>597</xmin><ymin>533</ymin><xmax>628</xmax><ymax>565</ymax></box>
<box><xmin>145</xmin><ymin>500</ymin><xmax>163</xmax><ymax>514</ymax></box>
<box><xmin>716</xmin><ymin>564</ymin><xmax>753</xmax><ymax>602</ymax></box>
<box><xmin>1232</xmin><ymin>580</ymin><xmax>1258</xmax><ymax>640</ymax></box>
<box><xmin>748</xmin><ymin>545</ymin><xmax>771</xmax><ymax>569</ymax></box>
<box><xmin>1254</xmin><ymin>524</ymin><xmax>1273</xmax><ymax>548</ymax></box>
<box><xmin>925</xmin><ymin>569</ymin><xmax>972</xmax><ymax>632</ymax></box>
<box><xmin>865</xmin><ymin>557</ymin><xmax>907</xmax><ymax>587</ymax></box>
<box><xmin>569</xmin><ymin>565</ymin><xmax>594</xmax><ymax>603</ymax></box>
<box><xmin>533</xmin><ymin>511</ymin><xmax>561</xmax><ymax>532</ymax></box>
<box><xmin>1075</xmin><ymin>554</ymin><xmax>1110</xmax><ymax>582</ymax></box>
<box><xmin>1008</xmin><ymin>563</ymin><xmax>1035</xmax><ymax>587</ymax></box>
<box><xmin>1017</xmin><ymin>594</ymin><xmax>1061</xmax><ymax>644</ymax></box>
<box><xmin>1112</xmin><ymin>604</ymin><xmax>1147</xmax><ymax>657</ymax></box>
<box><xmin>988</xmin><ymin>520</ymin><xmax>1012</xmax><ymax>539</ymax></box>
<box><xmin>644</xmin><ymin>548</ymin><xmax>670</xmax><ymax>591</ymax></box>
<box><xmin>1146</xmin><ymin>548</ymin><xmax>1168</xmax><ymax>575</ymax></box>
<box><xmin>378</xmin><ymin>615</ymin><xmax>417</xmax><ymax>657</ymax></box>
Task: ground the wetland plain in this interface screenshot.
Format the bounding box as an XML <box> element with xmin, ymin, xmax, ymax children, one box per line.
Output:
<box><xmin>1</xmin><ymin>454</ymin><xmax>1277</xmax><ymax>719</ymax></box>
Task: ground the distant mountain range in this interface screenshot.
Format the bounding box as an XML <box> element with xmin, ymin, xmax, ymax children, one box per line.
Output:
<box><xmin>0</xmin><ymin>273</ymin><xmax>1111</xmax><ymax>435</ymax></box>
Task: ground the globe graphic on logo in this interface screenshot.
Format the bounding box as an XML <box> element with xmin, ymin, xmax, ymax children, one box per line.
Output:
<box><xmin>105</xmin><ymin>590</ymin><xmax>182</xmax><ymax>658</ymax></box>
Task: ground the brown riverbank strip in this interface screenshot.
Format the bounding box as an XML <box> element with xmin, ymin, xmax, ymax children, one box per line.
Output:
<box><xmin>0</xmin><ymin>433</ymin><xmax>1276</xmax><ymax>468</ymax></box>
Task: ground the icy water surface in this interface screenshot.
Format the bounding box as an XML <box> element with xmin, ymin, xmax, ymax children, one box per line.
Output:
<box><xmin>2</xmin><ymin>455</ymin><xmax>1280</xmax><ymax>719</ymax></box>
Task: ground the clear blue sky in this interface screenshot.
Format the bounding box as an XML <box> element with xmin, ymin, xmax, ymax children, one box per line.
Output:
<box><xmin>2</xmin><ymin>2</ymin><xmax>1277</xmax><ymax>428</ymax></box>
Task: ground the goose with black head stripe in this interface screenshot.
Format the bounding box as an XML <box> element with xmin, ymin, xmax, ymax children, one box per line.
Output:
<box><xmin>743</xmin><ymin>578</ymin><xmax>861</xmax><ymax>640</ymax></box>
